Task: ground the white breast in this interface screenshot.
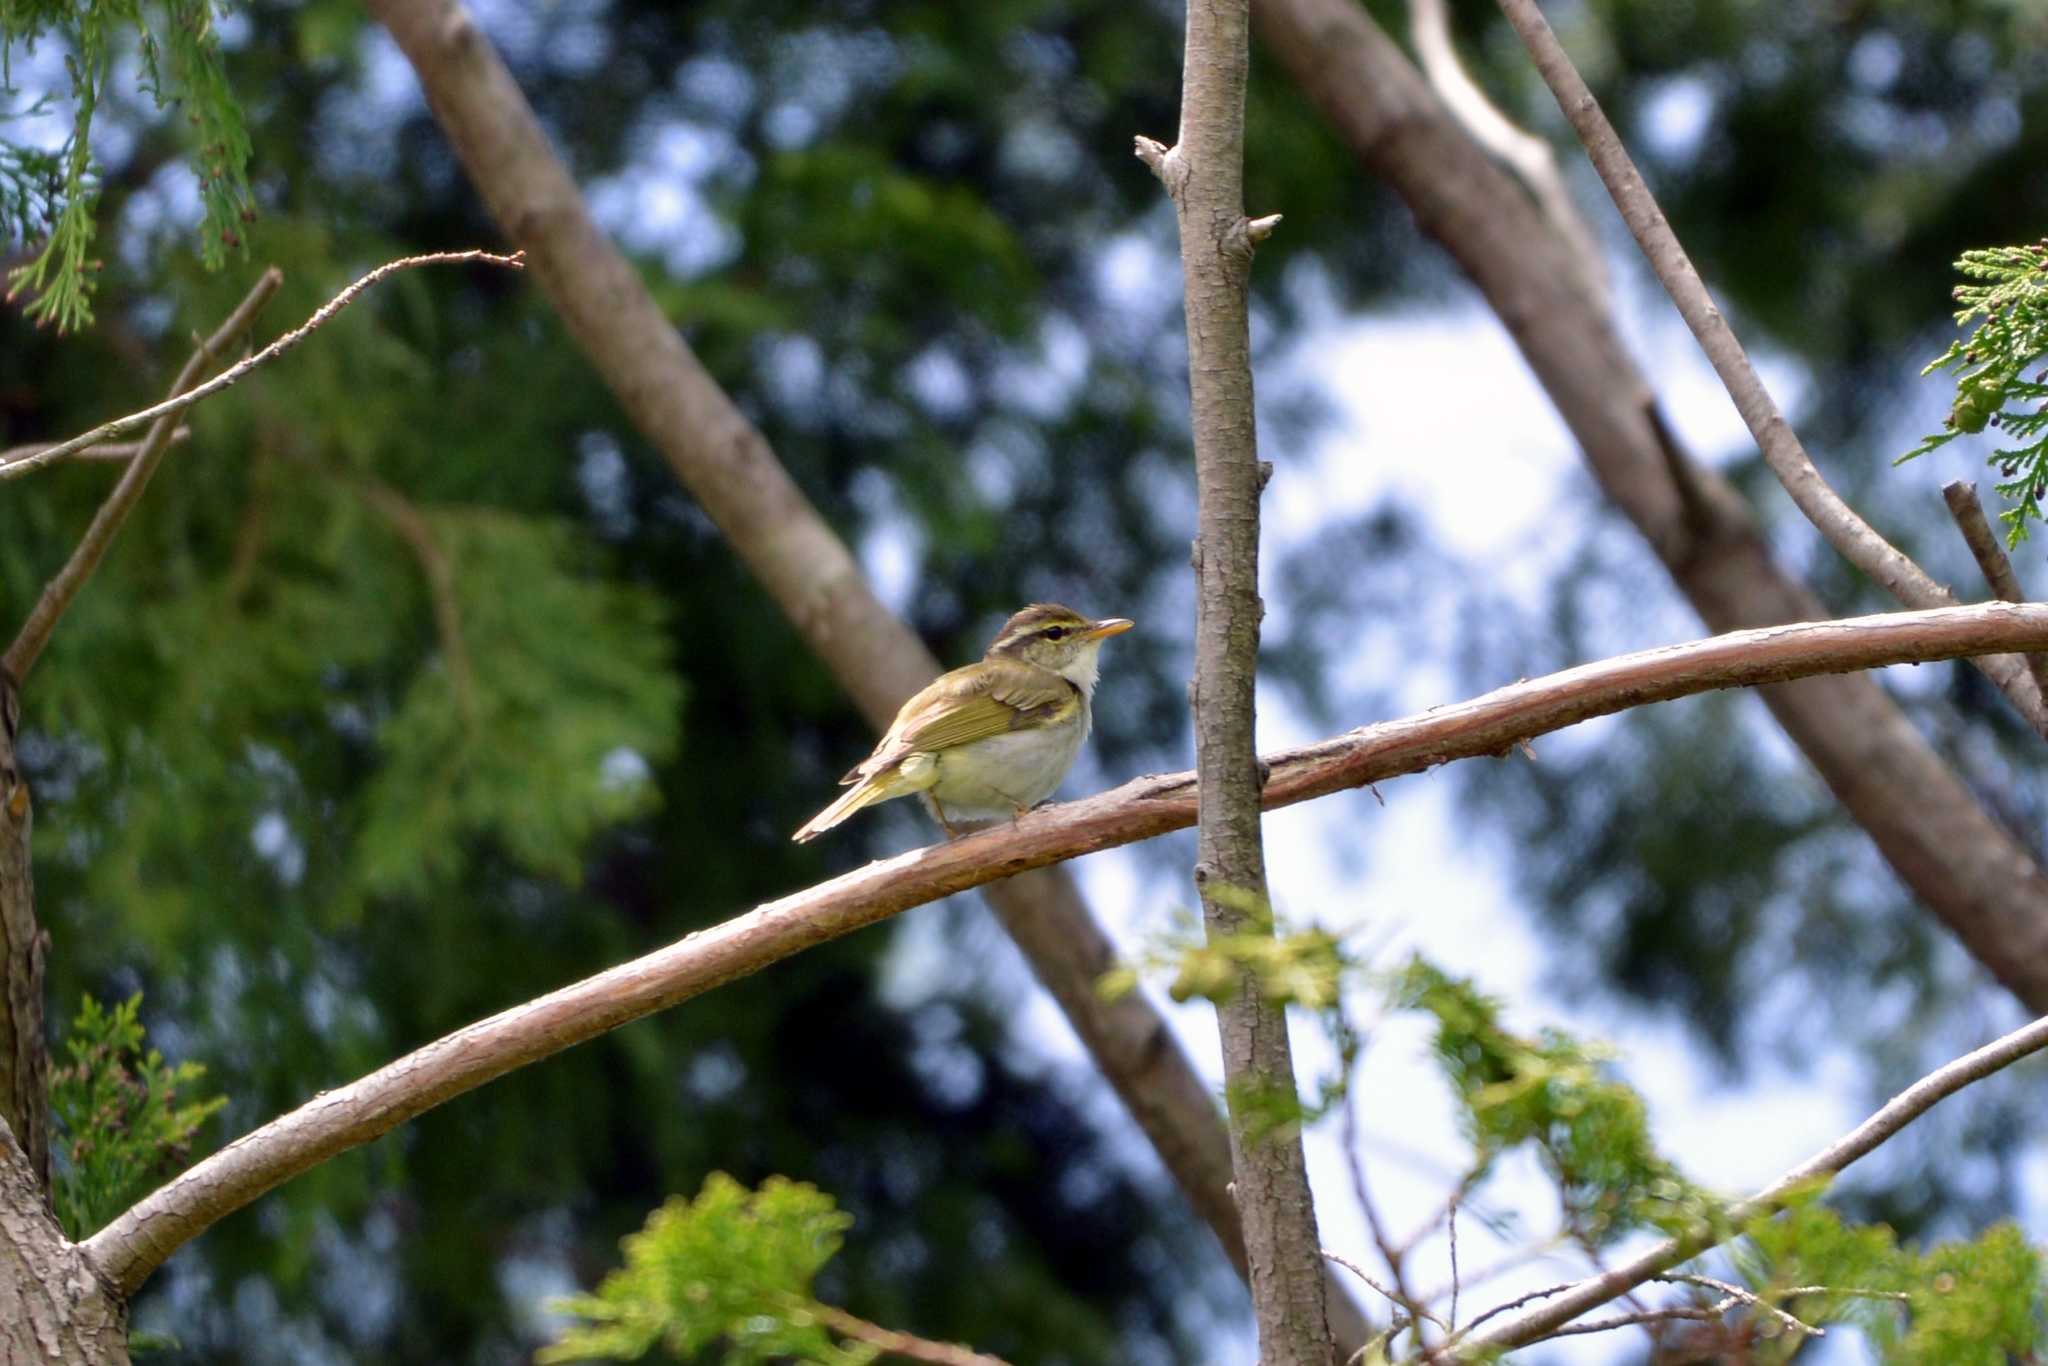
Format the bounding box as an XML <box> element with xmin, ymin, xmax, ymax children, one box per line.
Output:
<box><xmin>925</xmin><ymin>699</ymin><xmax>1090</xmax><ymax>821</ymax></box>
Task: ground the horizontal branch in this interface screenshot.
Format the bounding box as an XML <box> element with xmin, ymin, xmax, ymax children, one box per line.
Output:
<box><xmin>1444</xmin><ymin>1009</ymin><xmax>2048</xmax><ymax>1355</ymax></box>
<box><xmin>0</xmin><ymin>250</ymin><xmax>524</xmax><ymax>483</ymax></box>
<box><xmin>82</xmin><ymin>602</ymin><xmax>2048</xmax><ymax>1295</ymax></box>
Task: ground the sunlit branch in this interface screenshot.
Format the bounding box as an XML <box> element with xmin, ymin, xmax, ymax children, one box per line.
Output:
<box><xmin>82</xmin><ymin>603</ymin><xmax>2048</xmax><ymax>1298</ymax></box>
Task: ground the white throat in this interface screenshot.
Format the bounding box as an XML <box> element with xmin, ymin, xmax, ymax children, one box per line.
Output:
<box><xmin>1057</xmin><ymin>641</ymin><xmax>1106</xmax><ymax>697</ymax></box>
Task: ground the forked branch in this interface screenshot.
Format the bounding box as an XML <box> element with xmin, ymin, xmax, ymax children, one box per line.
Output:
<box><xmin>5</xmin><ymin>271</ymin><xmax>282</xmax><ymax>680</ymax></box>
<box><xmin>0</xmin><ymin>250</ymin><xmax>524</xmax><ymax>484</ymax></box>
<box><xmin>1493</xmin><ymin>0</ymin><xmax>2048</xmax><ymax>736</ymax></box>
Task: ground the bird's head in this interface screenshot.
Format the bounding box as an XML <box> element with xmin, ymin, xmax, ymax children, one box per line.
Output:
<box><xmin>986</xmin><ymin>603</ymin><xmax>1134</xmax><ymax>692</ymax></box>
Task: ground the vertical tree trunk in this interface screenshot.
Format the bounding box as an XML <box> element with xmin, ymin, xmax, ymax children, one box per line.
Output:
<box><xmin>1150</xmin><ymin>2</ymin><xmax>1337</xmax><ymax>1360</ymax></box>
<box><xmin>0</xmin><ymin>1118</ymin><xmax>128</xmax><ymax>1365</ymax></box>
<box><xmin>0</xmin><ymin>667</ymin><xmax>49</xmax><ymax>1187</ymax></box>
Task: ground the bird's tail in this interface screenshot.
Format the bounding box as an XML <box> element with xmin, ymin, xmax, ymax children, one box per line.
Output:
<box><xmin>792</xmin><ymin>772</ymin><xmax>902</xmax><ymax>843</ymax></box>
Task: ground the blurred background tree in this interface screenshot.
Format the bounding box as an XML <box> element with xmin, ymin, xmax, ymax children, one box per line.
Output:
<box><xmin>3</xmin><ymin>0</ymin><xmax>2045</xmax><ymax>1360</ymax></box>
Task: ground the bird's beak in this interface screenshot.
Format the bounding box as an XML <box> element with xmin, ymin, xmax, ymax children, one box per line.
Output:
<box><xmin>1083</xmin><ymin>617</ymin><xmax>1135</xmax><ymax>640</ymax></box>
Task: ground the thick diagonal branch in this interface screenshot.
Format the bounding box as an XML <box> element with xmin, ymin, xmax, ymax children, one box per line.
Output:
<box><xmin>1493</xmin><ymin>0</ymin><xmax>2045</xmax><ymax>735</ymax></box>
<box><xmin>83</xmin><ymin>602</ymin><xmax>2048</xmax><ymax>1297</ymax></box>
<box><xmin>1254</xmin><ymin>0</ymin><xmax>2048</xmax><ymax>1011</ymax></box>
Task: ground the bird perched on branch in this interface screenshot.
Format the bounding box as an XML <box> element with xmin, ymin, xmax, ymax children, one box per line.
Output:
<box><xmin>793</xmin><ymin>604</ymin><xmax>1134</xmax><ymax>842</ymax></box>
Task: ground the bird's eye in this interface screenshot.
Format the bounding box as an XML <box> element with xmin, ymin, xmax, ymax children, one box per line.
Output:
<box><xmin>1043</xmin><ymin>626</ymin><xmax>1067</xmax><ymax>640</ymax></box>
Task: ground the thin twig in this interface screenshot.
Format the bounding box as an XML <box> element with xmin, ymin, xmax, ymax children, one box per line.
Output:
<box><xmin>1443</xmin><ymin>1279</ymin><xmax>1576</xmax><ymax>1341</ymax></box>
<box><xmin>1342</xmin><ymin>1048</ymin><xmax>1431</xmax><ymax>1340</ymax></box>
<box><xmin>1418</xmin><ymin>1234</ymin><xmax>1572</xmax><ymax>1305</ymax></box>
<box><xmin>1493</xmin><ymin>0</ymin><xmax>2048</xmax><ymax>738</ymax></box>
<box><xmin>808</xmin><ymin>1303</ymin><xmax>1012</xmax><ymax>1366</ymax></box>
<box><xmin>3</xmin><ymin>273</ymin><xmax>283</xmax><ymax>680</ymax></box>
<box><xmin>0</xmin><ymin>250</ymin><xmax>525</xmax><ymax>484</ymax></box>
<box><xmin>1537</xmin><ymin>1300</ymin><xmax>1731</xmax><ymax>1340</ymax></box>
<box><xmin>1447</xmin><ymin>1200</ymin><xmax>1460</xmax><ymax>1332</ymax></box>
<box><xmin>1325</xmin><ymin>1249</ymin><xmax>1450</xmax><ymax>1332</ymax></box>
<box><xmin>1943</xmin><ymin>480</ymin><xmax>2048</xmax><ymax>702</ymax></box>
<box><xmin>0</xmin><ymin>429</ymin><xmax>190</xmax><ymax>466</ymax></box>
<box><xmin>1444</xmin><ymin>1009</ymin><xmax>2048</xmax><ymax>1355</ymax></box>
<box><xmin>1653</xmin><ymin>1274</ymin><xmax>1820</xmax><ymax>1338</ymax></box>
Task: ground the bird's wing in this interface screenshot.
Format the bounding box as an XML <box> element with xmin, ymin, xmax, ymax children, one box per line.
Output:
<box><xmin>845</xmin><ymin>659</ymin><xmax>1076</xmax><ymax>781</ymax></box>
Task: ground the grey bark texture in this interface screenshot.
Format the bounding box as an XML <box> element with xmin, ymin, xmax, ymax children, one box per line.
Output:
<box><xmin>0</xmin><ymin>1118</ymin><xmax>128</xmax><ymax>1365</ymax></box>
<box><xmin>1152</xmin><ymin>0</ymin><xmax>1336</xmax><ymax>1359</ymax></box>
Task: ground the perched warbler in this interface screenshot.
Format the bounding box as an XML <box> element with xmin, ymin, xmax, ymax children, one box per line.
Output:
<box><xmin>792</xmin><ymin>604</ymin><xmax>1134</xmax><ymax>842</ymax></box>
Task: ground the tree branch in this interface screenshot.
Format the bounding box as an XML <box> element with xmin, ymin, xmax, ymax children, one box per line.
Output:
<box><xmin>0</xmin><ymin>668</ymin><xmax>45</xmax><ymax>1186</ymax></box>
<box><xmin>0</xmin><ymin>1116</ymin><xmax>126</xmax><ymax>1364</ymax></box>
<box><xmin>360</xmin><ymin>0</ymin><xmax>1389</xmax><ymax>1342</ymax></box>
<box><xmin>0</xmin><ymin>430</ymin><xmax>189</xmax><ymax>465</ymax></box>
<box><xmin>1493</xmin><ymin>0</ymin><xmax>2047</xmax><ymax>736</ymax></box>
<box><xmin>1943</xmin><ymin>479</ymin><xmax>2048</xmax><ymax>702</ymax></box>
<box><xmin>1443</xmin><ymin>1009</ymin><xmax>2048</xmax><ymax>1355</ymax></box>
<box><xmin>1253</xmin><ymin>0</ymin><xmax>2048</xmax><ymax>1011</ymax></box>
<box><xmin>808</xmin><ymin>1303</ymin><xmax>1012</xmax><ymax>1366</ymax></box>
<box><xmin>1408</xmin><ymin>0</ymin><xmax>1608</xmax><ymax>317</ymax></box>
<box><xmin>0</xmin><ymin>250</ymin><xmax>523</xmax><ymax>485</ymax></box>
<box><xmin>81</xmin><ymin>602</ymin><xmax>2048</xmax><ymax>1297</ymax></box>
<box><xmin>1152</xmin><ymin>0</ymin><xmax>1334</xmax><ymax>1356</ymax></box>
<box><xmin>5</xmin><ymin>271</ymin><xmax>282</xmax><ymax>682</ymax></box>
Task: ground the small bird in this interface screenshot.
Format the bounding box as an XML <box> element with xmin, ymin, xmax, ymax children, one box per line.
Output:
<box><xmin>793</xmin><ymin>604</ymin><xmax>1134</xmax><ymax>842</ymax></box>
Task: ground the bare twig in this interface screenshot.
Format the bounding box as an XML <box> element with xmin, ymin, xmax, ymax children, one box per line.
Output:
<box><xmin>0</xmin><ymin>429</ymin><xmax>189</xmax><ymax>466</ymax></box>
<box><xmin>1943</xmin><ymin>480</ymin><xmax>2048</xmax><ymax>701</ymax></box>
<box><xmin>1447</xmin><ymin>1199</ymin><xmax>1461</xmax><ymax>1332</ymax></box>
<box><xmin>1419</xmin><ymin>1234</ymin><xmax>1571</xmax><ymax>1306</ymax></box>
<box><xmin>1536</xmin><ymin>1301</ymin><xmax>1730</xmax><ymax>1340</ymax></box>
<box><xmin>0</xmin><ymin>250</ymin><xmax>525</xmax><ymax>484</ymax></box>
<box><xmin>4</xmin><ymin>274</ymin><xmax>282</xmax><ymax>681</ymax></box>
<box><xmin>1445</xmin><ymin>1009</ymin><xmax>2048</xmax><ymax>1355</ymax></box>
<box><xmin>808</xmin><ymin>1303</ymin><xmax>1012</xmax><ymax>1366</ymax></box>
<box><xmin>1653</xmin><ymin>1274</ymin><xmax>1820</xmax><ymax>1339</ymax></box>
<box><xmin>1148</xmin><ymin>0</ymin><xmax>1333</xmax><ymax>1358</ymax></box>
<box><xmin>1342</xmin><ymin>1053</ymin><xmax>1430</xmax><ymax>1339</ymax></box>
<box><xmin>81</xmin><ymin>605</ymin><xmax>2048</xmax><ymax>1297</ymax></box>
<box><xmin>1493</xmin><ymin>0</ymin><xmax>2048</xmax><ymax>736</ymax></box>
<box><xmin>1325</xmin><ymin>1249</ymin><xmax>1449</xmax><ymax>1332</ymax></box>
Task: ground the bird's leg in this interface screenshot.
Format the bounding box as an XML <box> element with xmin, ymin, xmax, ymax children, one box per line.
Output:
<box><xmin>931</xmin><ymin>795</ymin><xmax>963</xmax><ymax>840</ymax></box>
